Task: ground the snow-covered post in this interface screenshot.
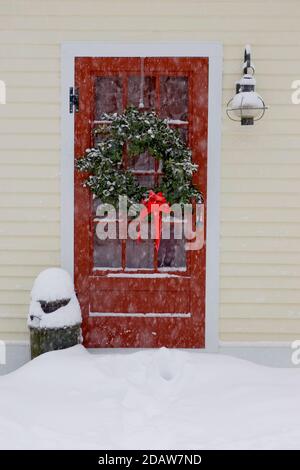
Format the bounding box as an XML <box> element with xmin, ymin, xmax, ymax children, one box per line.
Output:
<box><xmin>28</xmin><ymin>268</ymin><xmax>82</xmax><ymax>359</ymax></box>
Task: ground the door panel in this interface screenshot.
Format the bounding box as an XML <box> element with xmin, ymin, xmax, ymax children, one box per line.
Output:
<box><xmin>74</xmin><ymin>57</ymin><xmax>208</xmax><ymax>348</ymax></box>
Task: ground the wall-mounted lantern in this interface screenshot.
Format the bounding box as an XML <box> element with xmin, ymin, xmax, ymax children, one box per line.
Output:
<box><xmin>226</xmin><ymin>45</ymin><xmax>267</xmax><ymax>125</ymax></box>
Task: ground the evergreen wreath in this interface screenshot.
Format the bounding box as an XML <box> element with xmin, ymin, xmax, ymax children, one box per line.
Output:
<box><xmin>76</xmin><ymin>107</ymin><xmax>203</xmax><ymax>206</ymax></box>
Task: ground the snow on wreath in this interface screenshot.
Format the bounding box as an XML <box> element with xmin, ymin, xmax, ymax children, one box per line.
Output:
<box><xmin>76</xmin><ymin>107</ymin><xmax>203</xmax><ymax>206</ymax></box>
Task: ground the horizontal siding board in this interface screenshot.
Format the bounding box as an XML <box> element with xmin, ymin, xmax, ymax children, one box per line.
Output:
<box><xmin>0</xmin><ymin>103</ymin><xmax>60</xmax><ymax>118</ymax></box>
<box><xmin>220</xmin><ymin>318</ymin><xmax>300</xmax><ymax>334</ymax></box>
<box><xmin>0</xmin><ymin>135</ymin><xmax>59</xmax><ymax>150</ymax></box>
<box><xmin>0</xmin><ymin>180</ymin><xmax>59</xmax><ymax>193</ymax></box>
<box><xmin>1</xmin><ymin>30</ymin><xmax>300</xmax><ymax>46</ymax></box>
<box><xmin>222</xmin><ymin>151</ymin><xmax>300</xmax><ymax>165</ymax></box>
<box><xmin>221</xmin><ymin>233</ymin><xmax>300</xmax><ymax>246</ymax></box>
<box><xmin>1</xmin><ymin>2</ymin><xmax>299</xmax><ymax>17</ymax></box>
<box><xmin>0</xmin><ymin>277</ymin><xmax>37</xmax><ymax>291</ymax></box>
<box><xmin>4</xmin><ymin>16</ymin><xmax>300</xmax><ymax>32</ymax></box>
<box><xmin>221</xmin><ymin>264</ymin><xmax>300</xmax><ymax>277</ymax></box>
<box><xmin>222</xmin><ymin>276</ymin><xmax>300</xmax><ymax>289</ymax></box>
<box><xmin>221</xmin><ymin>208</ymin><xmax>300</xmax><ymax>223</ymax></box>
<box><xmin>221</xmin><ymin>225</ymin><xmax>300</xmax><ymax>238</ymax></box>
<box><xmin>0</xmin><ymin>208</ymin><xmax>60</xmax><ymax>221</ymax></box>
<box><xmin>0</xmin><ymin>266</ymin><xmax>45</xmax><ymax>278</ymax></box>
<box><xmin>0</xmin><ymin>251</ymin><xmax>60</xmax><ymax>266</ymax></box>
<box><xmin>222</xmin><ymin>165</ymin><xmax>300</xmax><ymax>179</ymax></box>
<box><xmin>0</xmin><ymin>119</ymin><xmax>59</xmax><ymax>134</ymax></box>
<box><xmin>221</xmin><ymin>303</ymin><xmax>300</xmax><ymax>317</ymax></box>
<box><xmin>0</xmin><ymin>150</ymin><xmax>59</xmax><ymax>165</ymax></box>
<box><xmin>0</xmin><ymin>237</ymin><xmax>59</xmax><ymax>251</ymax></box>
<box><xmin>0</xmin><ymin>317</ymin><xmax>27</xmax><ymax>332</ymax></box>
<box><xmin>222</xmin><ymin>193</ymin><xmax>300</xmax><ymax>209</ymax></box>
<box><xmin>0</xmin><ymin>222</ymin><xmax>59</xmax><ymax>236</ymax></box>
<box><xmin>0</xmin><ymin>165</ymin><xmax>59</xmax><ymax>179</ymax></box>
<box><xmin>221</xmin><ymin>252</ymin><xmax>300</xmax><ymax>265</ymax></box>
<box><xmin>222</xmin><ymin>179</ymin><xmax>300</xmax><ymax>193</ymax></box>
<box><xmin>220</xmin><ymin>332</ymin><xmax>300</xmax><ymax>341</ymax></box>
<box><xmin>0</xmin><ymin>193</ymin><xmax>60</xmax><ymax>208</ymax></box>
<box><xmin>221</xmin><ymin>289</ymin><xmax>300</xmax><ymax>304</ymax></box>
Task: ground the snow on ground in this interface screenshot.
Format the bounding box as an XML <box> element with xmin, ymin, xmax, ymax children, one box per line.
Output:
<box><xmin>0</xmin><ymin>345</ymin><xmax>299</xmax><ymax>450</ymax></box>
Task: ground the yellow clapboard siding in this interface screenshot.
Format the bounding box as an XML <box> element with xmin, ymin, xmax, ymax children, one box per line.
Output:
<box><xmin>221</xmin><ymin>251</ymin><xmax>300</xmax><ymax>265</ymax></box>
<box><xmin>221</xmin><ymin>303</ymin><xmax>300</xmax><ymax>318</ymax></box>
<box><xmin>221</xmin><ymin>289</ymin><xmax>300</xmax><ymax>304</ymax></box>
<box><xmin>220</xmin><ymin>318</ymin><xmax>300</xmax><ymax>334</ymax></box>
<box><xmin>221</xmin><ymin>208</ymin><xmax>300</xmax><ymax>223</ymax></box>
<box><xmin>0</xmin><ymin>251</ymin><xmax>60</xmax><ymax>266</ymax></box>
<box><xmin>3</xmin><ymin>16</ymin><xmax>300</xmax><ymax>33</ymax></box>
<box><xmin>0</xmin><ymin>103</ymin><xmax>59</xmax><ymax>119</ymax></box>
<box><xmin>0</xmin><ymin>118</ymin><xmax>59</xmax><ymax>135</ymax></box>
<box><xmin>222</xmin><ymin>276</ymin><xmax>300</xmax><ymax>290</ymax></box>
<box><xmin>222</xmin><ymin>150</ymin><xmax>300</xmax><ymax>165</ymax></box>
<box><xmin>1</xmin><ymin>2</ymin><xmax>297</xmax><ymax>18</ymax></box>
<box><xmin>223</xmin><ymin>135</ymin><xmax>300</xmax><ymax>151</ymax></box>
<box><xmin>0</xmin><ymin>266</ymin><xmax>45</xmax><ymax>278</ymax></box>
<box><xmin>0</xmin><ymin>317</ymin><xmax>28</xmax><ymax>332</ymax></box>
<box><xmin>0</xmin><ymin>193</ymin><xmax>60</xmax><ymax>208</ymax></box>
<box><xmin>0</xmin><ymin>0</ymin><xmax>300</xmax><ymax>343</ymax></box>
<box><xmin>0</xmin><ymin>135</ymin><xmax>59</xmax><ymax>150</ymax></box>
<box><xmin>221</xmin><ymin>225</ymin><xmax>300</xmax><ymax>238</ymax></box>
<box><xmin>0</xmin><ymin>165</ymin><xmax>59</xmax><ymax>179</ymax></box>
<box><xmin>222</xmin><ymin>179</ymin><xmax>300</xmax><ymax>193</ymax></box>
<box><xmin>0</xmin><ymin>291</ymin><xmax>30</xmax><ymax>305</ymax></box>
<box><xmin>222</xmin><ymin>193</ymin><xmax>300</xmax><ymax>209</ymax></box>
<box><xmin>1</xmin><ymin>30</ymin><xmax>300</xmax><ymax>46</ymax></box>
<box><xmin>221</xmin><ymin>263</ymin><xmax>300</xmax><ymax>278</ymax></box>
<box><xmin>0</xmin><ymin>150</ymin><xmax>59</xmax><ymax>165</ymax></box>
<box><xmin>0</xmin><ymin>222</ymin><xmax>59</xmax><ymax>236</ymax></box>
<box><xmin>221</xmin><ymin>236</ymin><xmax>300</xmax><ymax>256</ymax></box>
<box><xmin>222</xmin><ymin>165</ymin><xmax>300</xmax><ymax>179</ymax></box>
<box><xmin>0</xmin><ymin>305</ymin><xmax>28</xmax><ymax>316</ymax></box>
<box><xmin>0</xmin><ymin>277</ymin><xmax>36</xmax><ymax>291</ymax></box>
<box><xmin>223</xmin><ymin>121</ymin><xmax>300</xmax><ymax>135</ymax></box>
<box><xmin>0</xmin><ymin>179</ymin><xmax>59</xmax><ymax>193</ymax></box>
<box><xmin>220</xmin><ymin>332</ymin><xmax>300</xmax><ymax>342</ymax></box>
<box><xmin>0</xmin><ymin>72</ymin><xmax>59</xmax><ymax>88</ymax></box>
<box><xmin>0</xmin><ymin>237</ymin><xmax>59</xmax><ymax>251</ymax></box>
<box><xmin>0</xmin><ymin>208</ymin><xmax>59</xmax><ymax>222</ymax></box>
<box><xmin>0</xmin><ymin>332</ymin><xmax>29</xmax><ymax>341</ymax></box>
<box><xmin>7</xmin><ymin>88</ymin><xmax>60</xmax><ymax>104</ymax></box>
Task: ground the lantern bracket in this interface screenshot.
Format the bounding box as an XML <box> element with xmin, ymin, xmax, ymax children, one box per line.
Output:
<box><xmin>243</xmin><ymin>45</ymin><xmax>255</xmax><ymax>75</ymax></box>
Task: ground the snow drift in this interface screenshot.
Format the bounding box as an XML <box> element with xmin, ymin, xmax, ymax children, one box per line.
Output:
<box><xmin>0</xmin><ymin>346</ymin><xmax>299</xmax><ymax>450</ymax></box>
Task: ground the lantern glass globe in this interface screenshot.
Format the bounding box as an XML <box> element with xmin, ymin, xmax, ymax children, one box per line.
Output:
<box><xmin>231</xmin><ymin>91</ymin><xmax>264</xmax><ymax>119</ymax></box>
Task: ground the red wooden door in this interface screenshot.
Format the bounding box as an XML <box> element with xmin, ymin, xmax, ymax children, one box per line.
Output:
<box><xmin>74</xmin><ymin>57</ymin><xmax>208</xmax><ymax>348</ymax></box>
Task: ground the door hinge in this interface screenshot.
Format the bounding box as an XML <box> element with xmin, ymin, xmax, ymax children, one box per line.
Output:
<box><xmin>69</xmin><ymin>87</ymin><xmax>79</xmax><ymax>113</ymax></box>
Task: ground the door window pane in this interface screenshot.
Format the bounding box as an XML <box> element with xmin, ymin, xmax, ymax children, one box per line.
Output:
<box><xmin>128</xmin><ymin>76</ymin><xmax>156</xmax><ymax>110</ymax></box>
<box><xmin>93</xmin><ymin>227</ymin><xmax>122</xmax><ymax>268</ymax></box>
<box><xmin>126</xmin><ymin>239</ymin><xmax>154</xmax><ymax>269</ymax></box>
<box><xmin>95</xmin><ymin>76</ymin><xmax>122</xmax><ymax>118</ymax></box>
<box><xmin>158</xmin><ymin>224</ymin><xmax>186</xmax><ymax>269</ymax></box>
<box><xmin>160</xmin><ymin>76</ymin><xmax>188</xmax><ymax>121</ymax></box>
<box><xmin>128</xmin><ymin>150</ymin><xmax>155</xmax><ymax>171</ymax></box>
<box><xmin>135</xmin><ymin>174</ymin><xmax>155</xmax><ymax>189</ymax></box>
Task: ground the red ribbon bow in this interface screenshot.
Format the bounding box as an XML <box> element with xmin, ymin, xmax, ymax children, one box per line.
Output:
<box><xmin>138</xmin><ymin>191</ymin><xmax>170</xmax><ymax>251</ymax></box>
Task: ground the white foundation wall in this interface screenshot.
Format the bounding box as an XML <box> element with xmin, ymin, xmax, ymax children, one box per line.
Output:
<box><xmin>0</xmin><ymin>0</ymin><xmax>300</xmax><ymax>343</ymax></box>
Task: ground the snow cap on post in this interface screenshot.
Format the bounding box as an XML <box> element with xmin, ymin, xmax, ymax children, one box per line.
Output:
<box><xmin>28</xmin><ymin>268</ymin><xmax>82</xmax><ymax>330</ymax></box>
<box><xmin>31</xmin><ymin>267</ymin><xmax>74</xmax><ymax>302</ymax></box>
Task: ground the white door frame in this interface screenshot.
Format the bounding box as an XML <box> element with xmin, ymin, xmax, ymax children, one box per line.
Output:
<box><xmin>60</xmin><ymin>42</ymin><xmax>223</xmax><ymax>352</ymax></box>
